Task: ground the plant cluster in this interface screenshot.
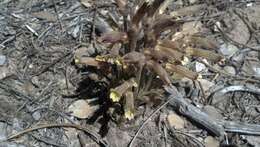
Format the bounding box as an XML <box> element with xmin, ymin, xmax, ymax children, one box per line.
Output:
<box><xmin>75</xmin><ymin>0</ymin><xmax>224</xmax><ymax>121</ymax></box>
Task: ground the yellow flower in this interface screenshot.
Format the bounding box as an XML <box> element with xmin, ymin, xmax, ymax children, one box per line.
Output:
<box><xmin>124</xmin><ymin>110</ymin><xmax>134</xmax><ymax>120</ymax></box>
<box><xmin>74</xmin><ymin>58</ymin><xmax>80</xmax><ymax>64</ymax></box>
<box><xmin>109</xmin><ymin>90</ymin><xmax>121</xmax><ymax>102</ymax></box>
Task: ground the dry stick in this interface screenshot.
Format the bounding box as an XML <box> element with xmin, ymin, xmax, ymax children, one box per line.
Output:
<box><xmin>167</xmin><ymin>87</ymin><xmax>225</xmax><ymax>137</ymax></box>
<box><xmin>165</xmin><ymin>86</ymin><xmax>260</xmax><ymax>136</ymax></box>
<box><xmin>128</xmin><ymin>96</ymin><xmax>174</xmax><ymax>147</ymax></box>
<box><xmin>5</xmin><ymin>123</ymin><xmax>106</xmax><ymax>146</ymax></box>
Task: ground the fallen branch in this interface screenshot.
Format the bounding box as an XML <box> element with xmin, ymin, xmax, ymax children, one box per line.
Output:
<box><xmin>165</xmin><ymin>86</ymin><xmax>260</xmax><ymax>137</ymax></box>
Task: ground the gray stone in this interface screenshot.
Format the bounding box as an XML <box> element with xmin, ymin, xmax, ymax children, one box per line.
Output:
<box><xmin>0</xmin><ymin>55</ymin><xmax>6</xmax><ymax>65</ymax></box>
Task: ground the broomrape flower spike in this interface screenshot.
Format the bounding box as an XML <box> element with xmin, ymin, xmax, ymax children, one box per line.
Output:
<box><xmin>110</xmin><ymin>89</ymin><xmax>121</xmax><ymax>102</ymax></box>
<box><xmin>74</xmin><ymin>0</ymin><xmax>224</xmax><ymax>122</ymax></box>
<box><xmin>109</xmin><ymin>78</ymin><xmax>137</xmax><ymax>102</ymax></box>
<box><xmin>125</xmin><ymin>110</ymin><xmax>134</xmax><ymax>120</ymax></box>
<box><xmin>124</xmin><ymin>91</ymin><xmax>135</xmax><ymax>120</ymax></box>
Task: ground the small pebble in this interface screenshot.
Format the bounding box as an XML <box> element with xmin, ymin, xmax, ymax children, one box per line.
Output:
<box><xmin>0</xmin><ymin>122</ymin><xmax>7</xmax><ymax>140</ymax></box>
<box><xmin>219</xmin><ymin>43</ymin><xmax>238</xmax><ymax>56</ymax></box>
<box><xmin>32</xmin><ymin>111</ymin><xmax>41</xmax><ymax>121</ymax></box>
<box><xmin>0</xmin><ymin>55</ymin><xmax>6</xmax><ymax>65</ymax></box>
<box><xmin>223</xmin><ymin>66</ymin><xmax>236</xmax><ymax>75</ymax></box>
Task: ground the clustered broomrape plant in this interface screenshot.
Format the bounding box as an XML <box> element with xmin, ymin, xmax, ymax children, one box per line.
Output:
<box><xmin>75</xmin><ymin>0</ymin><xmax>224</xmax><ymax>120</ymax></box>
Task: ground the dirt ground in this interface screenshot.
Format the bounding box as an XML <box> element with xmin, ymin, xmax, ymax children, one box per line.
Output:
<box><xmin>1</xmin><ymin>0</ymin><xmax>260</xmax><ymax>147</ymax></box>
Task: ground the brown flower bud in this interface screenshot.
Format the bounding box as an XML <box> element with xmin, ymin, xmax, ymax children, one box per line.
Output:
<box><xmin>146</xmin><ymin>60</ymin><xmax>171</xmax><ymax>85</ymax></box>
<box><xmin>166</xmin><ymin>63</ymin><xmax>199</xmax><ymax>80</ymax></box>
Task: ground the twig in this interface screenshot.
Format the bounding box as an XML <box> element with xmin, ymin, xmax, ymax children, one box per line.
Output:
<box><xmin>0</xmin><ymin>81</ymin><xmax>34</xmax><ymax>101</ymax></box>
<box><xmin>32</xmin><ymin>50</ymin><xmax>73</xmax><ymax>76</ymax></box>
<box><xmin>173</xmin><ymin>130</ymin><xmax>204</xmax><ymax>147</ymax></box>
<box><xmin>31</xmin><ymin>133</ymin><xmax>65</xmax><ymax>147</ymax></box>
<box><xmin>25</xmin><ymin>24</ymin><xmax>39</xmax><ymax>36</ymax></box>
<box><xmin>128</xmin><ymin>95</ymin><xmax>174</xmax><ymax>147</ymax></box>
<box><xmin>52</xmin><ymin>0</ymin><xmax>63</xmax><ymax>31</ymax></box>
<box><xmin>210</xmin><ymin>85</ymin><xmax>260</xmax><ymax>106</ymax></box>
<box><xmin>220</xmin><ymin>120</ymin><xmax>260</xmax><ymax>135</ymax></box>
<box><xmin>4</xmin><ymin>123</ymin><xmax>106</xmax><ymax>146</ymax></box>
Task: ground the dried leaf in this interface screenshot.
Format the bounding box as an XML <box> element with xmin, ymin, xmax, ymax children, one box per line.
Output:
<box><xmin>32</xmin><ymin>11</ymin><xmax>57</xmax><ymax>22</ymax></box>
<box><xmin>80</xmin><ymin>0</ymin><xmax>92</xmax><ymax>8</ymax></box>
<box><xmin>167</xmin><ymin>112</ymin><xmax>185</xmax><ymax>129</ymax></box>
<box><xmin>204</xmin><ymin>136</ymin><xmax>219</xmax><ymax>147</ymax></box>
<box><xmin>68</xmin><ymin>100</ymin><xmax>95</xmax><ymax>119</ymax></box>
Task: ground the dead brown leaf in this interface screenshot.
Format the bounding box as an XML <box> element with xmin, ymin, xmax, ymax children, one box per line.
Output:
<box><xmin>167</xmin><ymin>112</ymin><xmax>185</xmax><ymax>129</ymax></box>
<box><xmin>68</xmin><ymin>100</ymin><xmax>96</xmax><ymax>119</ymax></box>
<box><xmin>32</xmin><ymin>11</ymin><xmax>57</xmax><ymax>22</ymax></box>
<box><xmin>80</xmin><ymin>0</ymin><xmax>92</xmax><ymax>8</ymax></box>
